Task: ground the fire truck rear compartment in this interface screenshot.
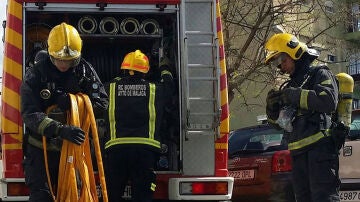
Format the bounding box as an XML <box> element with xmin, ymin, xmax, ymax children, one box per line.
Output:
<box><xmin>25</xmin><ymin>10</ymin><xmax>181</xmax><ymax>172</ymax></box>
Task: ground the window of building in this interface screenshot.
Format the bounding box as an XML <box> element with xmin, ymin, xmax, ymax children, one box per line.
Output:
<box><xmin>353</xmin><ymin>99</ymin><xmax>360</xmax><ymax>110</ymax></box>
<box><xmin>350</xmin><ymin>3</ymin><xmax>360</xmax><ymax>32</ymax></box>
<box><xmin>348</xmin><ymin>55</ymin><xmax>360</xmax><ymax>75</ymax></box>
<box><xmin>327</xmin><ymin>54</ymin><xmax>336</xmax><ymax>63</ymax></box>
<box><xmin>353</xmin><ymin>84</ymin><xmax>360</xmax><ymax>110</ymax></box>
<box><xmin>324</xmin><ymin>1</ymin><xmax>334</xmax><ymax>13</ymax></box>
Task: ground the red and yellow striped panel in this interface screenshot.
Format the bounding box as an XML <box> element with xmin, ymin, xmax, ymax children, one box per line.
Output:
<box><xmin>2</xmin><ymin>0</ymin><xmax>24</xmax><ymax>178</ymax></box>
<box><xmin>215</xmin><ymin>0</ymin><xmax>230</xmax><ymax>177</ymax></box>
<box><xmin>216</xmin><ymin>0</ymin><xmax>229</xmax><ymax>137</ymax></box>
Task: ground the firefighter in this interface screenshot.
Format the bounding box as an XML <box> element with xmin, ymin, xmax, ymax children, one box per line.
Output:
<box><xmin>20</xmin><ymin>22</ymin><xmax>108</xmax><ymax>202</ymax></box>
<box><xmin>265</xmin><ymin>33</ymin><xmax>340</xmax><ymax>202</ymax></box>
<box><xmin>104</xmin><ymin>50</ymin><xmax>174</xmax><ymax>202</ymax></box>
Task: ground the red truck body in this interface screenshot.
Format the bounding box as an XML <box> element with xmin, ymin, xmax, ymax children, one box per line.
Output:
<box><xmin>1</xmin><ymin>0</ymin><xmax>233</xmax><ymax>201</ymax></box>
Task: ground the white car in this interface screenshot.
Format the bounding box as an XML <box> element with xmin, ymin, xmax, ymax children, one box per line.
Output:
<box><xmin>339</xmin><ymin>110</ymin><xmax>360</xmax><ymax>202</ymax></box>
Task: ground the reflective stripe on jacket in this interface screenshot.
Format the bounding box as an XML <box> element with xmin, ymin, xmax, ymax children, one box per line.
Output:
<box><xmin>288</xmin><ymin>129</ymin><xmax>331</xmax><ymax>150</ymax></box>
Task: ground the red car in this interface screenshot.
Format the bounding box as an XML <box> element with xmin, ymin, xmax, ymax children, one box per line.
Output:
<box><xmin>228</xmin><ymin>124</ymin><xmax>295</xmax><ymax>202</ymax></box>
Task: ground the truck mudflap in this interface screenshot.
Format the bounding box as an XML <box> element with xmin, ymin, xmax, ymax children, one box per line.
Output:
<box><xmin>168</xmin><ymin>177</ymin><xmax>234</xmax><ymax>200</ymax></box>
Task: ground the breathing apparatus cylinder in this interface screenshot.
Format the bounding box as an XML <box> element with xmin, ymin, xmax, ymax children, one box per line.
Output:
<box><xmin>336</xmin><ymin>73</ymin><xmax>354</xmax><ymax>127</ymax></box>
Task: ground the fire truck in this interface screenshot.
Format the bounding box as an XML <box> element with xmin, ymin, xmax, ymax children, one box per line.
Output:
<box><xmin>0</xmin><ymin>0</ymin><xmax>233</xmax><ymax>201</ymax></box>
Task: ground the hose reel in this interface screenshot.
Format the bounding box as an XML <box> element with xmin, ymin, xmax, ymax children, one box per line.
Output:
<box><xmin>140</xmin><ymin>19</ymin><xmax>160</xmax><ymax>35</ymax></box>
<box><xmin>76</xmin><ymin>15</ymin><xmax>160</xmax><ymax>36</ymax></box>
<box><xmin>77</xmin><ymin>15</ymin><xmax>98</xmax><ymax>34</ymax></box>
<box><xmin>120</xmin><ymin>17</ymin><xmax>140</xmax><ymax>35</ymax></box>
<box><xmin>99</xmin><ymin>17</ymin><xmax>119</xmax><ymax>35</ymax></box>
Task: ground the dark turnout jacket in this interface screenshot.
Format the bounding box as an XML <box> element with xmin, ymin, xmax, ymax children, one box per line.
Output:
<box><xmin>104</xmin><ymin>69</ymin><xmax>174</xmax><ymax>153</ymax></box>
<box><xmin>20</xmin><ymin>57</ymin><xmax>108</xmax><ymax>149</ymax></box>
<box><xmin>283</xmin><ymin>60</ymin><xmax>338</xmax><ymax>155</ymax></box>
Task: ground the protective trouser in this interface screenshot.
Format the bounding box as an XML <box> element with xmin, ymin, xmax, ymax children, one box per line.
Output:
<box><xmin>291</xmin><ymin>137</ymin><xmax>341</xmax><ymax>202</ymax></box>
<box><xmin>106</xmin><ymin>147</ymin><xmax>156</xmax><ymax>202</ymax></box>
<box><xmin>23</xmin><ymin>144</ymin><xmax>60</xmax><ymax>202</ymax></box>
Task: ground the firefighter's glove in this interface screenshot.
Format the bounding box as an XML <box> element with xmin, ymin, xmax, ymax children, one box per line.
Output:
<box><xmin>331</xmin><ymin>121</ymin><xmax>349</xmax><ymax>151</ymax></box>
<box><xmin>266</xmin><ymin>89</ymin><xmax>282</xmax><ymax>120</ymax></box>
<box><xmin>159</xmin><ymin>56</ymin><xmax>171</xmax><ymax>69</ymax></box>
<box><xmin>56</xmin><ymin>90</ymin><xmax>71</xmax><ymax>111</ymax></box>
<box><xmin>58</xmin><ymin>125</ymin><xmax>85</xmax><ymax>145</ymax></box>
<box><xmin>281</xmin><ymin>87</ymin><xmax>301</xmax><ymax>107</ymax></box>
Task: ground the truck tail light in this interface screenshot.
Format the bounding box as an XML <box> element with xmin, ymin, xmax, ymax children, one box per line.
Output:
<box><xmin>180</xmin><ymin>182</ymin><xmax>228</xmax><ymax>195</ymax></box>
<box><xmin>272</xmin><ymin>150</ymin><xmax>292</xmax><ymax>173</ymax></box>
<box><xmin>7</xmin><ymin>182</ymin><xmax>30</xmax><ymax>196</ymax></box>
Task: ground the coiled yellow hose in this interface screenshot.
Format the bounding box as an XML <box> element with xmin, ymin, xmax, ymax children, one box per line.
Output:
<box><xmin>43</xmin><ymin>93</ymin><xmax>108</xmax><ymax>202</ymax></box>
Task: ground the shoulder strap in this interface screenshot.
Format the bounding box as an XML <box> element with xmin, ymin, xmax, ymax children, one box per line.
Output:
<box><xmin>300</xmin><ymin>65</ymin><xmax>329</xmax><ymax>87</ymax></box>
<box><xmin>309</xmin><ymin>65</ymin><xmax>327</xmax><ymax>75</ymax></box>
<box><xmin>32</xmin><ymin>59</ymin><xmax>48</xmax><ymax>83</ymax></box>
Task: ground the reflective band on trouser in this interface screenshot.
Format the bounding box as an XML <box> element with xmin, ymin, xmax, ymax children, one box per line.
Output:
<box><xmin>106</xmin><ymin>82</ymin><xmax>159</xmax><ymax>149</ymax></box>
<box><xmin>288</xmin><ymin>129</ymin><xmax>330</xmax><ymax>150</ymax></box>
<box><xmin>300</xmin><ymin>90</ymin><xmax>309</xmax><ymax>110</ymax></box>
<box><xmin>151</xmin><ymin>183</ymin><xmax>156</xmax><ymax>191</ymax></box>
<box><xmin>105</xmin><ymin>137</ymin><xmax>160</xmax><ymax>149</ymax></box>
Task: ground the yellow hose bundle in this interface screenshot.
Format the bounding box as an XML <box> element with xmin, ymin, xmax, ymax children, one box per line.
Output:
<box><xmin>43</xmin><ymin>93</ymin><xmax>108</xmax><ymax>202</ymax></box>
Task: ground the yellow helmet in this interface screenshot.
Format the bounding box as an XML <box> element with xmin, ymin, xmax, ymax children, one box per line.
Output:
<box><xmin>121</xmin><ymin>50</ymin><xmax>150</xmax><ymax>73</ymax></box>
<box><xmin>264</xmin><ymin>33</ymin><xmax>308</xmax><ymax>64</ymax></box>
<box><xmin>47</xmin><ymin>22</ymin><xmax>82</xmax><ymax>61</ymax></box>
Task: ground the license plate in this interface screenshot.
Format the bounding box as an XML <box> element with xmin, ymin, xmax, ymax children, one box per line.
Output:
<box><xmin>340</xmin><ymin>190</ymin><xmax>360</xmax><ymax>201</ymax></box>
<box><xmin>230</xmin><ymin>170</ymin><xmax>255</xmax><ymax>180</ymax></box>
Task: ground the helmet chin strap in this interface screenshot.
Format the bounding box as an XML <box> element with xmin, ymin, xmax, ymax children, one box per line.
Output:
<box><xmin>277</xmin><ymin>65</ymin><xmax>286</xmax><ymax>75</ymax></box>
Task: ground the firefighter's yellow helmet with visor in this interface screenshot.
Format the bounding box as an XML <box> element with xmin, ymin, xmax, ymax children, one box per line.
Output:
<box><xmin>264</xmin><ymin>33</ymin><xmax>308</xmax><ymax>65</ymax></box>
<box><xmin>47</xmin><ymin>22</ymin><xmax>82</xmax><ymax>64</ymax></box>
<box><xmin>121</xmin><ymin>50</ymin><xmax>150</xmax><ymax>73</ymax></box>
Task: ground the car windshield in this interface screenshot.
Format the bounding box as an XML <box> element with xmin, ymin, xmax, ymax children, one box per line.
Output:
<box><xmin>229</xmin><ymin>125</ymin><xmax>285</xmax><ymax>156</ymax></box>
<box><xmin>350</xmin><ymin>113</ymin><xmax>360</xmax><ymax>139</ymax></box>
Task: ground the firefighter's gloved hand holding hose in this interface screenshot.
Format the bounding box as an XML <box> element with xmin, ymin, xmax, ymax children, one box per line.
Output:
<box><xmin>54</xmin><ymin>92</ymin><xmax>86</xmax><ymax>145</ymax></box>
<box><xmin>55</xmin><ymin>90</ymin><xmax>71</xmax><ymax>111</ymax></box>
<box><xmin>43</xmin><ymin>93</ymin><xmax>108</xmax><ymax>202</ymax></box>
<box><xmin>57</xmin><ymin>125</ymin><xmax>85</xmax><ymax>145</ymax></box>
